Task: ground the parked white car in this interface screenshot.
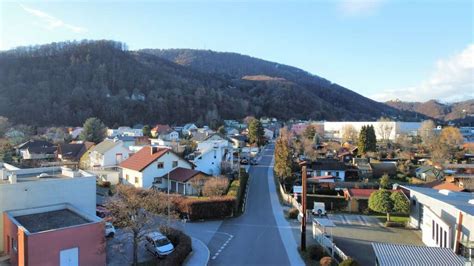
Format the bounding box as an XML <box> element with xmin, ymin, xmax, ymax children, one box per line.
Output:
<box><xmin>145</xmin><ymin>232</ymin><xmax>175</xmax><ymax>257</ymax></box>
<box><xmin>105</xmin><ymin>222</ymin><xmax>115</xmax><ymax>238</ymax></box>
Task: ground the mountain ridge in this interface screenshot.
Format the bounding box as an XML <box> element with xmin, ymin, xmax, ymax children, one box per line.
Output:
<box><xmin>0</xmin><ymin>40</ymin><xmax>422</xmax><ymax>127</ymax></box>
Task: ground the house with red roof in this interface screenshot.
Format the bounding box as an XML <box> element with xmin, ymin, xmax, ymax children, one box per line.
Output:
<box><xmin>151</xmin><ymin>124</ymin><xmax>179</xmax><ymax>141</ymax></box>
<box><xmin>119</xmin><ymin>146</ymin><xmax>195</xmax><ymax>190</ymax></box>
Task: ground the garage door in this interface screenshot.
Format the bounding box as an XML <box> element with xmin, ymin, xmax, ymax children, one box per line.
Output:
<box><xmin>60</xmin><ymin>247</ymin><xmax>78</xmax><ymax>266</ymax></box>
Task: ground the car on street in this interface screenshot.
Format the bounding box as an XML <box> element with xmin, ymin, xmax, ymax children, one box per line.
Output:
<box><xmin>250</xmin><ymin>158</ymin><xmax>258</xmax><ymax>165</ymax></box>
<box><xmin>311</xmin><ymin>202</ymin><xmax>327</xmax><ymax>216</ymax></box>
<box><xmin>105</xmin><ymin>222</ymin><xmax>116</xmax><ymax>238</ymax></box>
<box><xmin>145</xmin><ymin>232</ymin><xmax>175</xmax><ymax>257</ymax></box>
<box><xmin>240</xmin><ymin>158</ymin><xmax>249</xmax><ymax>164</ymax></box>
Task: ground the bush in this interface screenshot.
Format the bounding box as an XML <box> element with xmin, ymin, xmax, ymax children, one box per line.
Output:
<box><xmin>157</xmin><ymin>226</ymin><xmax>192</xmax><ymax>266</ymax></box>
<box><xmin>225</xmin><ymin>169</ymin><xmax>250</xmax><ymax>214</ymax></box>
<box><xmin>203</xmin><ymin>178</ymin><xmax>229</xmax><ymax>197</ymax></box>
<box><xmin>98</xmin><ymin>180</ymin><xmax>111</xmax><ymax>188</ymax></box>
<box><xmin>307</xmin><ymin>244</ymin><xmax>326</xmax><ymax>261</ymax></box>
<box><xmin>287</xmin><ymin>207</ymin><xmax>299</xmax><ymax>219</ymax></box>
<box><xmin>177</xmin><ymin>196</ymin><xmax>236</xmax><ymax>221</ymax></box>
<box><xmin>320</xmin><ymin>256</ymin><xmax>333</xmax><ymax>266</ymax></box>
<box><xmin>385</xmin><ymin>221</ymin><xmax>405</xmax><ymax>227</ymax></box>
<box><xmin>339</xmin><ymin>258</ymin><xmax>359</xmax><ymax>266</ymax></box>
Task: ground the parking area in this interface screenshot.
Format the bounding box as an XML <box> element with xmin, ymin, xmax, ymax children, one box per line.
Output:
<box><xmin>321</xmin><ymin>214</ymin><xmax>423</xmax><ymax>266</ymax></box>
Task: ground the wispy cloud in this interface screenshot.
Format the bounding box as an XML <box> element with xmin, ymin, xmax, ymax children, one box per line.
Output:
<box><xmin>338</xmin><ymin>0</ymin><xmax>385</xmax><ymax>16</ymax></box>
<box><xmin>372</xmin><ymin>44</ymin><xmax>474</xmax><ymax>103</ymax></box>
<box><xmin>20</xmin><ymin>4</ymin><xmax>87</xmax><ymax>33</ymax></box>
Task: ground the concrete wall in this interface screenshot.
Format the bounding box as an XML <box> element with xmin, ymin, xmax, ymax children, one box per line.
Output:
<box><xmin>0</xmin><ymin>176</ymin><xmax>96</xmax><ymax>252</ymax></box>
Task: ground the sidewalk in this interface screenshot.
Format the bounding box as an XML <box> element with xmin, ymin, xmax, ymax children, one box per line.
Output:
<box><xmin>184</xmin><ymin>237</ymin><xmax>210</xmax><ymax>266</ymax></box>
<box><xmin>267</xmin><ymin>157</ymin><xmax>305</xmax><ymax>266</ymax></box>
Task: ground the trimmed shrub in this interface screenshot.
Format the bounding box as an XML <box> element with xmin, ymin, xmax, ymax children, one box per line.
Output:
<box><xmin>287</xmin><ymin>207</ymin><xmax>299</xmax><ymax>219</ymax></box>
<box><xmin>320</xmin><ymin>256</ymin><xmax>333</xmax><ymax>266</ymax></box>
<box><xmin>339</xmin><ymin>258</ymin><xmax>359</xmax><ymax>266</ymax></box>
<box><xmin>307</xmin><ymin>244</ymin><xmax>326</xmax><ymax>261</ymax></box>
<box><xmin>178</xmin><ymin>196</ymin><xmax>236</xmax><ymax>221</ymax></box>
<box><xmin>158</xmin><ymin>226</ymin><xmax>192</xmax><ymax>266</ymax></box>
<box><xmin>203</xmin><ymin>178</ymin><xmax>229</xmax><ymax>197</ymax></box>
<box><xmin>385</xmin><ymin>221</ymin><xmax>405</xmax><ymax>227</ymax></box>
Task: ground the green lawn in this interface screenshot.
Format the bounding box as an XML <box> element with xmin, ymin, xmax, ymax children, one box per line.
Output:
<box><xmin>372</xmin><ymin>214</ymin><xmax>409</xmax><ymax>224</ymax></box>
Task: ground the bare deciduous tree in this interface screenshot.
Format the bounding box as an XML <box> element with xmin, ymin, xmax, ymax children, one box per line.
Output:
<box><xmin>341</xmin><ymin>124</ymin><xmax>358</xmax><ymax>144</ymax></box>
<box><xmin>377</xmin><ymin>117</ymin><xmax>394</xmax><ymax>142</ymax></box>
<box><xmin>203</xmin><ymin>177</ymin><xmax>229</xmax><ymax>197</ymax></box>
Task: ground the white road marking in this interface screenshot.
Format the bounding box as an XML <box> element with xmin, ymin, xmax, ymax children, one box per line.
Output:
<box><xmin>209</xmin><ymin>231</ymin><xmax>234</xmax><ymax>260</ymax></box>
<box><xmin>360</xmin><ymin>215</ymin><xmax>370</xmax><ymax>226</ymax></box>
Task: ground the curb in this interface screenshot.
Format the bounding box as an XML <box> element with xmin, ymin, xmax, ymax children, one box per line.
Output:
<box><xmin>184</xmin><ymin>237</ymin><xmax>210</xmax><ymax>266</ymax></box>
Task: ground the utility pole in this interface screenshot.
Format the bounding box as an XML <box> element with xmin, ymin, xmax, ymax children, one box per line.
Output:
<box><xmin>167</xmin><ymin>171</ymin><xmax>170</xmax><ymax>226</ymax></box>
<box><xmin>299</xmin><ymin>161</ymin><xmax>307</xmax><ymax>251</ymax></box>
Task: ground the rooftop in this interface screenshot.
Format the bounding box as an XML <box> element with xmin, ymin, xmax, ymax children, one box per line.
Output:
<box><xmin>165</xmin><ymin>167</ymin><xmax>205</xmax><ymax>183</ymax></box>
<box><xmin>14</xmin><ymin>209</ymin><xmax>91</xmax><ymax>233</ymax></box>
<box><xmin>402</xmin><ymin>185</ymin><xmax>474</xmax><ymax>216</ymax></box>
<box><xmin>120</xmin><ymin>146</ymin><xmax>171</xmax><ymax>172</ymax></box>
<box><xmin>372</xmin><ymin>242</ymin><xmax>465</xmax><ymax>266</ymax></box>
<box><xmin>0</xmin><ymin>166</ymin><xmax>93</xmax><ymax>185</ymax></box>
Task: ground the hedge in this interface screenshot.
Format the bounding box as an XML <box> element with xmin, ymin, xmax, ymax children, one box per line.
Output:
<box><xmin>176</xmin><ymin>196</ymin><xmax>236</xmax><ymax>221</ymax></box>
<box><xmin>226</xmin><ymin>168</ymin><xmax>249</xmax><ymax>214</ymax></box>
<box><xmin>156</xmin><ymin>226</ymin><xmax>192</xmax><ymax>266</ymax></box>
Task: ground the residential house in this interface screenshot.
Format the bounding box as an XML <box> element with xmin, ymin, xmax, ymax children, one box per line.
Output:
<box><xmin>182</xmin><ymin>123</ymin><xmax>198</xmax><ymax>136</ymax></box>
<box><xmin>225</xmin><ymin>128</ymin><xmax>239</xmax><ymax>136</ymax></box>
<box><xmin>190</xmin><ymin>134</ymin><xmax>234</xmax><ymax>176</ymax></box>
<box><xmin>151</xmin><ymin>125</ymin><xmax>179</xmax><ymax>141</ymax></box>
<box><xmin>57</xmin><ymin>142</ymin><xmax>94</xmax><ymax>163</ymax></box>
<box><xmin>68</xmin><ymin>127</ymin><xmax>83</xmax><ymax>140</ymax></box>
<box><xmin>290</xmin><ymin>123</ymin><xmax>308</xmax><ymax>136</ymax></box>
<box><xmin>165</xmin><ymin>167</ymin><xmax>210</xmax><ymax>195</ymax></box>
<box><xmin>343</xmin><ymin>188</ymin><xmax>378</xmax><ymax>213</ymax></box>
<box><xmin>310</xmin><ymin>159</ymin><xmax>347</xmax><ymax>181</ymax></box>
<box><xmin>88</xmin><ymin>139</ymin><xmax>130</xmax><ymax>169</ymax></box>
<box><xmin>229</xmin><ymin>135</ymin><xmax>247</xmax><ymax>149</ymax></box>
<box><xmin>402</xmin><ymin>185</ymin><xmax>473</xmax><ymax>260</ymax></box>
<box><xmin>108</xmin><ymin>135</ymin><xmax>136</xmax><ymax>148</ymax></box>
<box><xmin>0</xmin><ymin>164</ymin><xmax>97</xmax><ymax>255</ymax></box>
<box><xmin>4</xmin><ymin>204</ymin><xmax>105</xmax><ymax>266</ymax></box>
<box><xmin>370</xmin><ymin>162</ymin><xmax>397</xmax><ymax>179</ymax></box>
<box><xmin>107</xmin><ymin>126</ymin><xmax>143</xmax><ymax>137</ymax></box>
<box><xmin>416</xmin><ymin>165</ymin><xmax>443</xmax><ymax>181</ymax></box>
<box><xmin>120</xmin><ymin>146</ymin><xmax>194</xmax><ymax>189</ymax></box>
<box><xmin>264</xmin><ymin>128</ymin><xmax>274</xmax><ymax>140</ymax></box>
<box><xmin>16</xmin><ymin>140</ymin><xmax>56</xmax><ymax>160</ymax></box>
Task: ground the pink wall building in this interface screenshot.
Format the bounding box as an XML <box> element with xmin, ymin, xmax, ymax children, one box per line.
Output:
<box><xmin>3</xmin><ymin>204</ymin><xmax>105</xmax><ymax>266</ymax></box>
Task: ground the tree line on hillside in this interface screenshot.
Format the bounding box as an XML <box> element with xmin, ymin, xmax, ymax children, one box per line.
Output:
<box><xmin>0</xmin><ymin>40</ymin><xmax>423</xmax><ymax>128</ymax></box>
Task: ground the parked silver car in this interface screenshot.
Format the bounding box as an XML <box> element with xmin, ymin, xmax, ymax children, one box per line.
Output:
<box><xmin>145</xmin><ymin>232</ymin><xmax>174</xmax><ymax>257</ymax></box>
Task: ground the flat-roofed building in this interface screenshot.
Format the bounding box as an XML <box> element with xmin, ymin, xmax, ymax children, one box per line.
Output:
<box><xmin>3</xmin><ymin>203</ymin><xmax>105</xmax><ymax>266</ymax></box>
<box><xmin>402</xmin><ymin>186</ymin><xmax>474</xmax><ymax>261</ymax></box>
<box><xmin>0</xmin><ymin>163</ymin><xmax>96</xmax><ymax>254</ymax></box>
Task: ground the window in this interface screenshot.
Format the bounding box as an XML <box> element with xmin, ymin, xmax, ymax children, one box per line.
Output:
<box><xmin>12</xmin><ymin>238</ymin><xmax>17</xmax><ymax>253</ymax></box>
<box><xmin>440</xmin><ymin>228</ymin><xmax>443</xmax><ymax>247</ymax></box>
<box><xmin>172</xmin><ymin>161</ymin><xmax>178</xmax><ymax>168</ymax></box>
<box><xmin>432</xmin><ymin>220</ymin><xmax>435</xmax><ymax>240</ymax></box>
<box><xmin>135</xmin><ymin>177</ymin><xmax>139</xmax><ymax>184</ymax></box>
<box><xmin>335</xmin><ymin>172</ymin><xmax>340</xmax><ymax>177</ymax></box>
<box><xmin>443</xmin><ymin>231</ymin><xmax>447</xmax><ymax>248</ymax></box>
<box><xmin>157</xmin><ymin>162</ymin><xmax>164</xmax><ymax>169</ymax></box>
<box><xmin>436</xmin><ymin>223</ymin><xmax>439</xmax><ymax>244</ymax></box>
<box><xmin>126</xmin><ymin>174</ymin><xmax>129</xmax><ymax>181</ymax></box>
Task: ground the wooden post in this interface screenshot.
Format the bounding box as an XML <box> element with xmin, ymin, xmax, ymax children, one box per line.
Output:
<box><xmin>300</xmin><ymin>161</ymin><xmax>307</xmax><ymax>251</ymax></box>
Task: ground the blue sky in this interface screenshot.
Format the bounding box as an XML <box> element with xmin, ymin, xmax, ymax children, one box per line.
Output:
<box><xmin>1</xmin><ymin>0</ymin><xmax>473</xmax><ymax>102</ymax></box>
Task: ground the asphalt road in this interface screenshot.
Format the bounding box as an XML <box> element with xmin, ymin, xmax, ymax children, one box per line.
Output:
<box><xmin>208</xmin><ymin>144</ymin><xmax>291</xmax><ymax>265</ymax></box>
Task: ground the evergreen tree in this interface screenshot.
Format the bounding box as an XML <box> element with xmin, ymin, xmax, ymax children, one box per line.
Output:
<box><xmin>80</xmin><ymin>117</ymin><xmax>107</xmax><ymax>144</ymax></box>
<box><xmin>367</xmin><ymin>125</ymin><xmax>377</xmax><ymax>152</ymax></box>
<box><xmin>369</xmin><ymin>190</ymin><xmax>393</xmax><ymax>222</ymax></box>
<box><xmin>142</xmin><ymin>125</ymin><xmax>152</xmax><ymax>138</ymax></box>
<box><xmin>217</xmin><ymin>125</ymin><xmax>226</xmax><ymax>135</ymax></box>
<box><xmin>358</xmin><ymin>125</ymin><xmax>367</xmax><ymax>154</ymax></box>
<box><xmin>248</xmin><ymin>119</ymin><xmax>265</xmax><ymax>146</ymax></box>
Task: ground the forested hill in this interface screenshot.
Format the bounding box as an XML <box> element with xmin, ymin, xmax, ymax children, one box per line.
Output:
<box><xmin>0</xmin><ymin>40</ymin><xmax>421</xmax><ymax>127</ymax></box>
<box><xmin>386</xmin><ymin>99</ymin><xmax>474</xmax><ymax>122</ymax></box>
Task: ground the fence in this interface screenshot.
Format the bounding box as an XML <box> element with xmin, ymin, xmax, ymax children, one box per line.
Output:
<box><xmin>312</xmin><ymin>223</ymin><xmax>349</xmax><ymax>264</ymax></box>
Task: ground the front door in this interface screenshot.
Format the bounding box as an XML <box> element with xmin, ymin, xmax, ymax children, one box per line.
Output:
<box><xmin>60</xmin><ymin>247</ymin><xmax>78</xmax><ymax>266</ymax></box>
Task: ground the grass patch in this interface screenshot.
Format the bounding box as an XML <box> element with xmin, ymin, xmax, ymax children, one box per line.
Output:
<box><xmin>372</xmin><ymin>214</ymin><xmax>409</xmax><ymax>224</ymax></box>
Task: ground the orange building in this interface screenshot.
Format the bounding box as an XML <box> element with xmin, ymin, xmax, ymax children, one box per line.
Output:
<box><xmin>3</xmin><ymin>204</ymin><xmax>105</xmax><ymax>266</ymax></box>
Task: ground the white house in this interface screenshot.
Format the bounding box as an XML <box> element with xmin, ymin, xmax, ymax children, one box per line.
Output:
<box><xmin>120</xmin><ymin>146</ymin><xmax>194</xmax><ymax>189</ymax></box>
<box><xmin>182</xmin><ymin>123</ymin><xmax>198</xmax><ymax>136</ymax></box>
<box><xmin>0</xmin><ymin>164</ymin><xmax>96</xmax><ymax>253</ymax></box>
<box><xmin>191</xmin><ymin>134</ymin><xmax>233</xmax><ymax>176</ymax></box>
<box><xmin>88</xmin><ymin>139</ymin><xmax>131</xmax><ymax>168</ymax></box>
<box><xmin>310</xmin><ymin>159</ymin><xmax>347</xmax><ymax>181</ymax></box>
<box><xmin>264</xmin><ymin>128</ymin><xmax>274</xmax><ymax>140</ymax></box>
<box><xmin>107</xmin><ymin>127</ymin><xmax>143</xmax><ymax>137</ymax></box>
<box><xmin>402</xmin><ymin>186</ymin><xmax>473</xmax><ymax>259</ymax></box>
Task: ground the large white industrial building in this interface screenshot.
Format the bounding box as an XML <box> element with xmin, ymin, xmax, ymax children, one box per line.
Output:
<box><xmin>323</xmin><ymin>121</ymin><xmax>422</xmax><ymax>141</ymax></box>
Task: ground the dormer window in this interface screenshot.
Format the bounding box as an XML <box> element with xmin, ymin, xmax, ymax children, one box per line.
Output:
<box><xmin>157</xmin><ymin>162</ymin><xmax>164</xmax><ymax>169</ymax></box>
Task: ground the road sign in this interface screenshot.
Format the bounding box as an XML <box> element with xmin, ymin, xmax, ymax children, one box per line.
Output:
<box><xmin>293</xmin><ymin>185</ymin><xmax>302</xmax><ymax>194</ymax></box>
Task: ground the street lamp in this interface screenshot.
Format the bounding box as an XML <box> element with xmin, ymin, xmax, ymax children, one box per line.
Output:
<box><xmin>299</xmin><ymin>160</ymin><xmax>307</xmax><ymax>251</ymax></box>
